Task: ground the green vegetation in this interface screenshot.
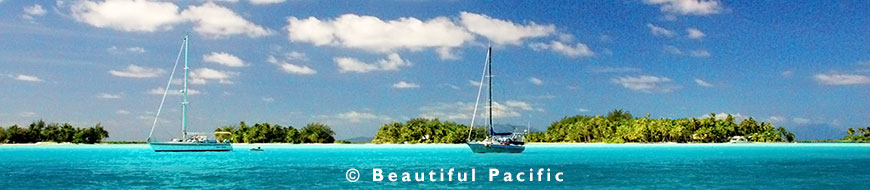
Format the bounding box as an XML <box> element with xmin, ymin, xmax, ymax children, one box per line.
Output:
<box><xmin>842</xmin><ymin>127</ymin><xmax>870</xmax><ymax>142</ymax></box>
<box><xmin>528</xmin><ymin>110</ymin><xmax>795</xmax><ymax>143</ymax></box>
<box><xmin>372</xmin><ymin>118</ymin><xmax>486</xmax><ymax>144</ymax></box>
<box><xmin>370</xmin><ymin>109</ymin><xmax>796</xmax><ymax>144</ymax></box>
<box><xmin>0</xmin><ymin>120</ymin><xmax>109</xmax><ymax>144</ymax></box>
<box><xmin>214</xmin><ymin>122</ymin><xmax>336</xmax><ymax>143</ymax></box>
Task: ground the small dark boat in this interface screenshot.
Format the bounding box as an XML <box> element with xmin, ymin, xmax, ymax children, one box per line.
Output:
<box><xmin>250</xmin><ymin>147</ymin><xmax>264</xmax><ymax>151</ymax></box>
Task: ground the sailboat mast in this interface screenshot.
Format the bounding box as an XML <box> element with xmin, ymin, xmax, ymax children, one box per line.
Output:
<box><xmin>182</xmin><ymin>33</ymin><xmax>189</xmax><ymax>140</ymax></box>
<box><xmin>487</xmin><ymin>47</ymin><xmax>493</xmax><ymax>136</ymax></box>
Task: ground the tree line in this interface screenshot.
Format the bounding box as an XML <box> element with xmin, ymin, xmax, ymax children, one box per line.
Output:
<box><xmin>372</xmin><ymin>118</ymin><xmax>487</xmax><ymax>144</ymax></box>
<box><xmin>213</xmin><ymin>122</ymin><xmax>336</xmax><ymax>143</ymax></box>
<box><xmin>527</xmin><ymin>110</ymin><xmax>795</xmax><ymax>143</ymax></box>
<box><xmin>0</xmin><ymin>120</ymin><xmax>109</xmax><ymax>144</ymax></box>
<box><xmin>371</xmin><ymin>109</ymin><xmax>796</xmax><ymax>144</ymax></box>
<box><xmin>842</xmin><ymin>127</ymin><xmax>870</xmax><ymax>142</ymax></box>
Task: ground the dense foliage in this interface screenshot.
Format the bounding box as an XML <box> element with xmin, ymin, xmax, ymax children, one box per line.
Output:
<box><xmin>842</xmin><ymin>127</ymin><xmax>870</xmax><ymax>142</ymax></box>
<box><xmin>0</xmin><ymin>120</ymin><xmax>109</xmax><ymax>144</ymax></box>
<box><xmin>214</xmin><ymin>122</ymin><xmax>336</xmax><ymax>143</ymax></box>
<box><xmin>527</xmin><ymin>110</ymin><xmax>795</xmax><ymax>143</ymax></box>
<box><xmin>372</xmin><ymin>118</ymin><xmax>486</xmax><ymax>144</ymax></box>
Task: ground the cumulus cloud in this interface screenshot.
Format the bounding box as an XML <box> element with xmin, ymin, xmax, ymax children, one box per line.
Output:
<box><xmin>418</xmin><ymin>100</ymin><xmax>538</xmax><ymax>120</ymax></box>
<box><xmin>663</xmin><ymin>45</ymin><xmax>683</xmax><ymax>55</ymax></box>
<box><xmin>704</xmin><ymin>113</ymin><xmax>749</xmax><ymax>122</ymax></box>
<box><xmin>97</xmin><ymin>93</ymin><xmax>122</xmax><ymax>99</ymax></box>
<box><xmin>181</xmin><ymin>2</ymin><xmax>273</xmax><ymax>38</ymax></box>
<box><xmin>22</xmin><ymin>4</ymin><xmax>46</xmax><ymax>20</ymax></box>
<box><xmin>336</xmin><ymin>111</ymin><xmax>393</xmax><ymax>123</ymax></box>
<box><xmin>334</xmin><ymin>53</ymin><xmax>411</xmax><ymax>73</ymax></box>
<box><xmin>109</xmin><ymin>64</ymin><xmax>164</xmax><ymax>78</ymax></box>
<box><xmin>71</xmin><ymin>0</ymin><xmax>184</xmax><ymax>32</ymax></box>
<box><xmin>117</xmin><ymin>109</ymin><xmax>130</xmax><ymax>115</ymax></box>
<box><xmin>529</xmin><ymin>41</ymin><xmax>594</xmax><ymax>57</ymax></box>
<box><xmin>690</xmin><ymin>49</ymin><xmax>711</xmax><ymax>58</ymax></box>
<box><xmin>262</xmin><ymin>97</ymin><xmax>274</xmax><ymax>102</ymax></box>
<box><xmin>767</xmin><ymin>116</ymin><xmax>786</xmax><ymax>124</ymax></box>
<box><xmin>792</xmin><ymin>117</ymin><xmax>811</xmax><ymax>125</ymax></box>
<box><xmin>148</xmin><ymin>87</ymin><xmax>201</xmax><ymax>96</ymax></box>
<box><xmin>70</xmin><ymin>1</ymin><xmax>271</xmax><ymax>38</ymax></box>
<box><xmin>612</xmin><ymin>75</ymin><xmax>680</xmax><ymax>93</ymax></box>
<box><xmin>647</xmin><ymin>23</ymin><xmax>675</xmax><ymax>37</ymax></box>
<box><xmin>250</xmin><ymin>0</ymin><xmax>285</xmax><ymax>5</ymax></box>
<box><xmin>11</xmin><ymin>74</ymin><xmax>43</xmax><ymax>82</ymax></box>
<box><xmin>267</xmin><ymin>55</ymin><xmax>316</xmax><ymax>75</ymax></box>
<box><xmin>189</xmin><ymin>68</ymin><xmax>236</xmax><ymax>84</ymax></box>
<box><xmin>814</xmin><ymin>73</ymin><xmax>870</xmax><ymax>85</ymax></box>
<box><xmin>286</xmin><ymin>14</ymin><xmax>472</xmax><ymax>53</ymax></box>
<box><xmin>203</xmin><ymin>52</ymin><xmax>245</xmax><ymax>67</ymax></box>
<box><xmin>107</xmin><ymin>46</ymin><xmax>146</xmax><ymax>54</ymax></box>
<box><xmin>694</xmin><ymin>78</ymin><xmax>713</xmax><ymax>87</ymax></box>
<box><xmin>781</xmin><ymin>70</ymin><xmax>794</xmax><ymax>78</ymax></box>
<box><xmin>687</xmin><ymin>28</ymin><xmax>705</xmax><ymax>40</ymax></box>
<box><xmin>392</xmin><ymin>81</ymin><xmax>420</xmax><ymax>89</ymax></box>
<box><xmin>528</xmin><ymin>77</ymin><xmax>543</xmax><ymax>86</ymax></box>
<box><xmin>459</xmin><ymin>12</ymin><xmax>556</xmax><ymax>45</ymax></box>
<box><xmin>643</xmin><ymin>0</ymin><xmax>723</xmax><ymax>15</ymax></box>
<box><xmin>588</xmin><ymin>66</ymin><xmax>642</xmax><ymax>73</ymax></box>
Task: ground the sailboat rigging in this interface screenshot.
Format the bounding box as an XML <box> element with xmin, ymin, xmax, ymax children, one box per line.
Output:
<box><xmin>466</xmin><ymin>47</ymin><xmax>526</xmax><ymax>153</ymax></box>
<box><xmin>147</xmin><ymin>34</ymin><xmax>232</xmax><ymax>152</ymax></box>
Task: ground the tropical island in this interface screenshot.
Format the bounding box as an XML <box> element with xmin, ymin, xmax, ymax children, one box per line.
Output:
<box><xmin>5</xmin><ymin>110</ymin><xmax>870</xmax><ymax>145</ymax></box>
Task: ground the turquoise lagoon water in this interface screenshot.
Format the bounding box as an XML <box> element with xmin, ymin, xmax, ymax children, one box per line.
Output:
<box><xmin>1</xmin><ymin>144</ymin><xmax>869</xmax><ymax>189</ymax></box>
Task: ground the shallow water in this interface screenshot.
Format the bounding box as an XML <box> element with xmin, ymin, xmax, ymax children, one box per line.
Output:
<box><xmin>1</xmin><ymin>144</ymin><xmax>868</xmax><ymax>189</ymax></box>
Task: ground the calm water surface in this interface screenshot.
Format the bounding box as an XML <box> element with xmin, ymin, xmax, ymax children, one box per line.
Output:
<box><xmin>1</xmin><ymin>144</ymin><xmax>868</xmax><ymax>189</ymax></box>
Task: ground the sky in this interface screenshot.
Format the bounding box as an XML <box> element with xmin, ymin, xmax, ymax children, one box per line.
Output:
<box><xmin>1</xmin><ymin>0</ymin><xmax>869</xmax><ymax>141</ymax></box>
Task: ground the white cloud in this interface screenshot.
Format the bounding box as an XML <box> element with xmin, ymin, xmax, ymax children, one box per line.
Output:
<box><xmin>108</xmin><ymin>46</ymin><xmax>146</xmax><ymax>54</ymax></box>
<box><xmin>284</xmin><ymin>51</ymin><xmax>308</xmax><ymax>61</ymax></box>
<box><xmin>687</xmin><ymin>28</ymin><xmax>705</xmax><ymax>40</ymax></box>
<box><xmin>334</xmin><ymin>53</ymin><xmax>411</xmax><ymax>73</ymax></box>
<box><xmin>644</xmin><ymin>0</ymin><xmax>723</xmax><ymax>15</ymax></box>
<box><xmin>22</xmin><ymin>4</ymin><xmax>47</xmax><ymax>20</ymax></box>
<box><xmin>663</xmin><ymin>45</ymin><xmax>683</xmax><ymax>55</ymax></box>
<box><xmin>116</xmin><ymin>109</ymin><xmax>130</xmax><ymax>115</ymax></box>
<box><xmin>12</xmin><ymin>74</ymin><xmax>43</xmax><ymax>82</ymax></box>
<box><xmin>612</xmin><ymin>75</ymin><xmax>680</xmax><ymax>93</ymax></box>
<box><xmin>459</xmin><ymin>12</ymin><xmax>556</xmax><ymax>45</ymax></box>
<box><xmin>336</xmin><ymin>111</ymin><xmax>392</xmax><ymax>123</ymax></box>
<box><xmin>577</xmin><ymin>108</ymin><xmax>591</xmax><ymax>113</ymax></box>
<box><xmin>528</xmin><ymin>77</ymin><xmax>543</xmax><ymax>86</ymax></box>
<box><xmin>694</xmin><ymin>78</ymin><xmax>713</xmax><ymax>87</ymax></box>
<box><xmin>267</xmin><ymin>55</ymin><xmax>316</xmax><ymax>75</ymax></box>
<box><xmin>250</xmin><ymin>0</ymin><xmax>285</xmax><ymax>5</ymax></box>
<box><xmin>148</xmin><ymin>87</ymin><xmax>201</xmax><ymax>96</ymax></box>
<box><xmin>97</xmin><ymin>93</ymin><xmax>122</xmax><ymax>99</ymax></box>
<box><xmin>814</xmin><ymin>73</ymin><xmax>870</xmax><ymax>85</ymax></box>
<box><xmin>767</xmin><ymin>116</ymin><xmax>786</xmax><ymax>124</ymax></box>
<box><xmin>262</xmin><ymin>97</ymin><xmax>274</xmax><ymax>102</ymax></box>
<box><xmin>690</xmin><ymin>49</ymin><xmax>711</xmax><ymax>58</ymax></box>
<box><xmin>71</xmin><ymin>0</ymin><xmax>184</xmax><ymax>32</ymax></box>
<box><xmin>781</xmin><ymin>70</ymin><xmax>794</xmax><ymax>78</ymax></box>
<box><xmin>529</xmin><ymin>41</ymin><xmax>594</xmax><ymax>57</ymax></box>
<box><xmin>181</xmin><ymin>2</ymin><xmax>273</xmax><ymax>38</ymax></box>
<box><xmin>19</xmin><ymin>111</ymin><xmax>37</xmax><ymax>118</ymax></box>
<box><xmin>647</xmin><ymin>23</ymin><xmax>675</xmax><ymax>37</ymax></box>
<box><xmin>189</xmin><ymin>68</ymin><xmax>236</xmax><ymax>84</ymax></box>
<box><xmin>588</xmin><ymin>66</ymin><xmax>642</xmax><ymax>73</ymax></box>
<box><xmin>469</xmin><ymin>80</ymin><xmax>483</xmax><ymax>87</ymax></box>
<box><xmin>286</xmin><ymin>14</ymin><xmax>472</xmax><ymax>53</ymax></box>
<box><xmin>392</xmin><ymin>81</ymin><xmax>420</xmax><ymax>89</ymax></box>
<box><xmin>203</xmin><ymin>52</ymin><xmax>245</xmax><ymax>67</ymax></box>
<box><xmin>792</xmin><ymin>117</ymin><xmax>811</xmax><ymax>125</ymax></box>
<box><xmin>109</xmin><ymin>64</ymin><xmax>164</xmax><ymax>78</ymax></box>
<box><xmin>419</xmin><ymin>100</ymin><xmax>537</xmax><ymax>121</ymax></box>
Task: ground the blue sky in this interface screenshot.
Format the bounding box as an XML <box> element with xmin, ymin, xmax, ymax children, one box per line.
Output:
<box><xmin>1</xmin><ymin>0</ymin><xmax>868</xmax><ymax>140</ymax></box>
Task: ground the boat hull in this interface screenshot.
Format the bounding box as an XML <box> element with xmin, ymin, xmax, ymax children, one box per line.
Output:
<box><xmin>149</xmin><ymin>142</ymin><xmax>233</xmax><ymax>152</ymax></box>
<box><xmin>467</xmin><ymin>143</ymin><xmax>525</xmax><ymax>153</ymax></box>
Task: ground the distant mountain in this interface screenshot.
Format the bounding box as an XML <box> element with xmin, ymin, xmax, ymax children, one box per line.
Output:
<box><xmin>342</xmin><ymin>136</ymin><xmax>374</xmax><ymax>143</ymax></box>
<box><xmin>786</xmin><ymin>124</ymin><xmax>845</xmax><ymax>140</ymax></box>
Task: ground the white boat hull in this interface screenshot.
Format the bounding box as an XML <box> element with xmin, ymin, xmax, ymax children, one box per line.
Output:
<box><xmin>149</xmin><ymin>142</ymin><xmax>233</xmax><ymax>152</ymax></box>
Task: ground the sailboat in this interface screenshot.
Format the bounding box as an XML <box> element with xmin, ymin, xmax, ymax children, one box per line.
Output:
<box><xmin>146</xmin><ymin>34</ymin><xmax>232</xmax><ymax>152</ymax></box>
<box><xmin>466</xmin><ymin>47</ymin><xmax>526</xmax><ymax>153</ymax></box>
